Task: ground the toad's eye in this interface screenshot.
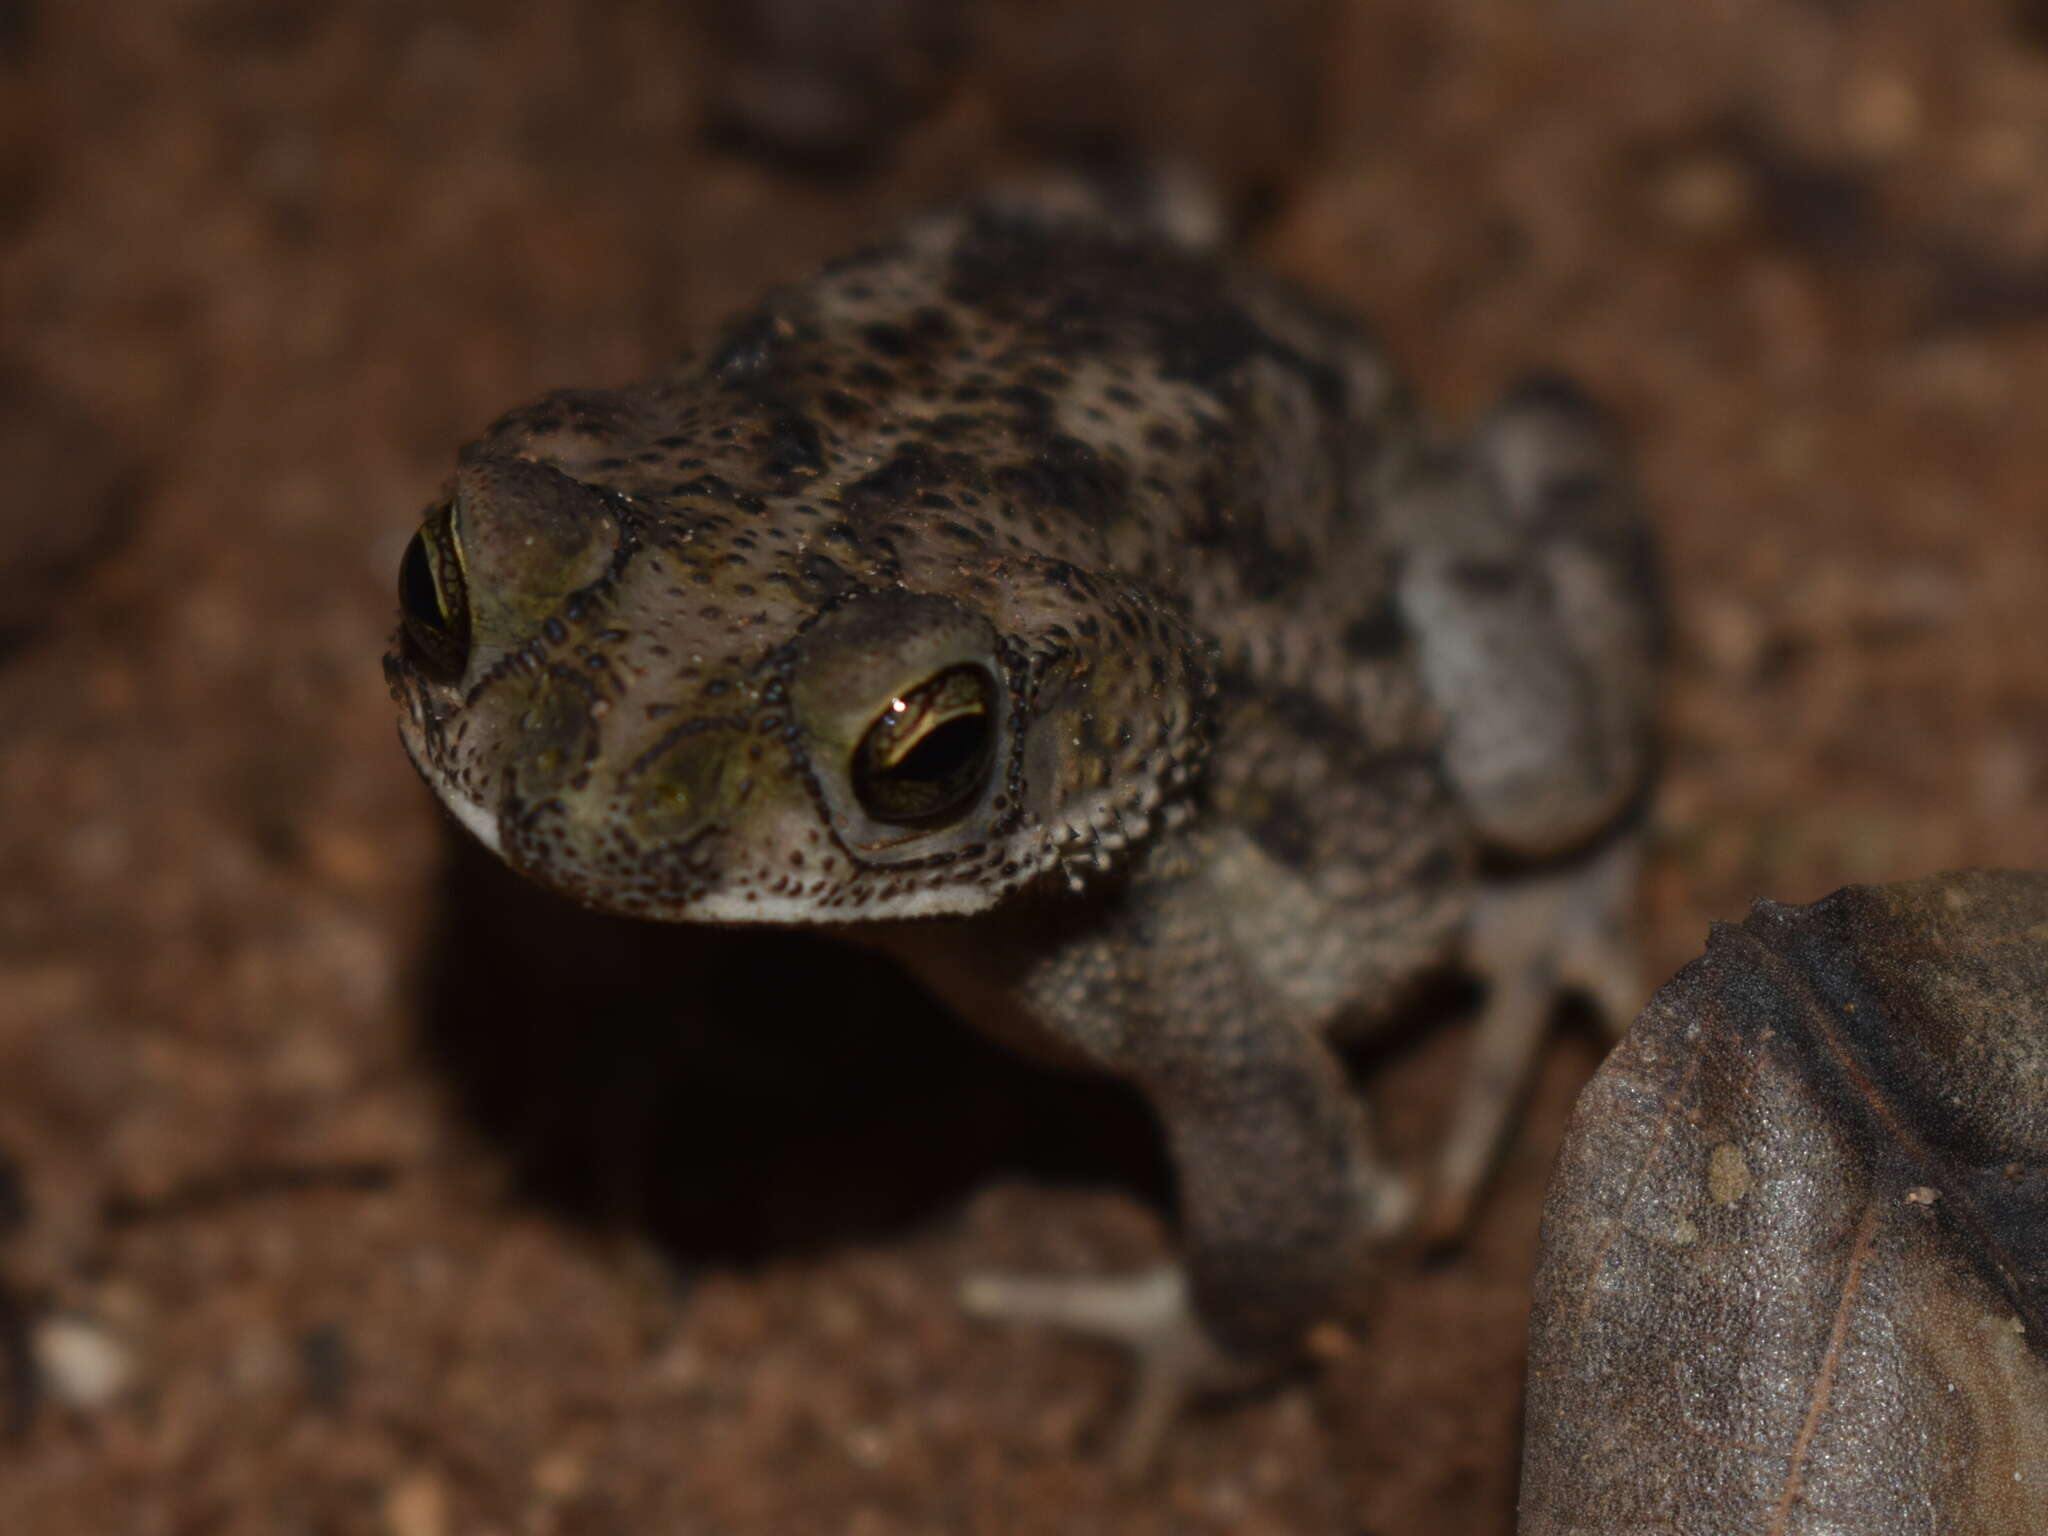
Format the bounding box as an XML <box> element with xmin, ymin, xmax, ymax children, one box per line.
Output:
<box><xmin>397</xmin><ymin>519</ymin><xmax>469</xmax><ymax>683</ymax></box>
<box><xmin>850</xmin><ymin>664</ymin><xmax>998</xmax><ymax>826</ymax></box>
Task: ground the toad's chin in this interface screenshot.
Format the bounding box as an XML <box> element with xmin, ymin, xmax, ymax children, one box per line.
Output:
<box><xmin>395</xmin><ymin>720</ymin><xmax>505</xmax><ymax>858</ymax></box>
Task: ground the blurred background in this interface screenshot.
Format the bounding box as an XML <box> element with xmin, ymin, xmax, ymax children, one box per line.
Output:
<box><xmin>3</xmin><ymin>2</ymin><xmax>2047</xmax><ymax>1531</ymax></box>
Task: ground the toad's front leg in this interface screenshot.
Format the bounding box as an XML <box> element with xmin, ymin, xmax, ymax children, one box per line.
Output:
<box><xmin>956</xmin><ymin>877</ymin><xmax>1411</xmax><ymax>1476</ymax></box>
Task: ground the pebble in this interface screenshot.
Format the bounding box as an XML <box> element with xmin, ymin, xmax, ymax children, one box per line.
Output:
<box><xmin>32</xmin><ymin>1315</ymin><xmax>134</xmax><ymax>1411</ymax></box>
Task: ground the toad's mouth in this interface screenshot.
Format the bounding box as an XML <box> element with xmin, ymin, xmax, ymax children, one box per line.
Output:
<box><xmin>433</xmin><ymin>772</ymin><xmax>506</xmax><ymax>857</ymax></box>
<box><xmin>387</xmin><ymin>666</ymin><xmax>1034</xmax><ymax>927</ymax></box>
<box><xmin>392</xmin><ymin>706</ymin><xmax>506</xmax><ymax>859</ymax></box>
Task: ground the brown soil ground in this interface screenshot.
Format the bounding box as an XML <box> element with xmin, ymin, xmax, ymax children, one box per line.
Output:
<box><xmin>4</xmin><ymin>2</ymin><xmax>2047</xmax><ymax>1532</ymax></box>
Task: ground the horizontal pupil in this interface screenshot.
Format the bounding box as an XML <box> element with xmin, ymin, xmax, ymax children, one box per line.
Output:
<box><xmin>877</xmin><ymin>698</ymin><xmax>987</xmax><ymax>772</ymax></box>
<box><xmin>883</xmin><ymin>716</ymin><xmax>984</xmax><ymax>782</ymax></box>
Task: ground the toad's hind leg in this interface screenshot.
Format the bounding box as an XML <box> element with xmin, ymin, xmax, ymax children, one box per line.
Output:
<box><xmin>1389</xmin><ymin>373</ymin><xmax>1661</xmax><ymax>862</ymax></box>
<box><xmin>1421</xmin><ymin>830</ymin><xmax>1646</xmax><ymax>1244</ymax></box>
<box><xmin>1388</xmin><ymin>374</ymin><xmax>1661</xmax><ymax>1241</ymax></box>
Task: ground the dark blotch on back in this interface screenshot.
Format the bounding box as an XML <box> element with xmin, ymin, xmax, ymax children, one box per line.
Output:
<box><xmin>943</xmin><ymin>210</ymin><xmax>1345</xmax><ymax>410</ymax></box>
<box><xmin>861</xmin><ymin>323</ymin><xmax>914</xmax><ymax>358</ymax></box>
<box><xmin>1187</xmin><ymin>469</ymin><xmax>1313</xmax><ymax>602</ymax></box>
<box><xmin>1340</xmin><ymin>595</ymin><xmax>1407</xmax><ymax>659</ymax></box>
<box><xmin>860</xmin><ymin>306</ymin><xmax>956</xmax><ymax>364</ymax></box>
<box><xmin>842</xmin><ymin>442</ymin><xmax>939</xmax><ymax>517</ymax></box>
<box><xmin>994</xmin><ymin>434</ymin><xmax>1130</xmax><ymax>524</ymax></box>
<box><xmin>797</xmin><ymin>553</ymin><xmax>860</xmax><ymax>599</ymax></box>
<box><xmin>1250</xmin><ymin>788</ymin><xmax>1316</xmax><ymax>869</ymax></box>
<box><xmin>761</xmin><ymin>412</ymin><xmax>826</xmax><ymax>478</ymax></box>
<box><xmin>712</xmin><ymin>308</ymin><xmax>793</xmax><ymax>385</ymax></box>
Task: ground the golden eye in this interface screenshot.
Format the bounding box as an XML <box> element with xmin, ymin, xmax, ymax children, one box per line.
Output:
<box><xmin>397</xmin><ymin>514</ymin><xmax>469</xmax><ymax>683</ymax></box>
<box><xmin>850</xmin><ymin>665</ymin><xmax>998</xmax><ymax>826</ymax></box>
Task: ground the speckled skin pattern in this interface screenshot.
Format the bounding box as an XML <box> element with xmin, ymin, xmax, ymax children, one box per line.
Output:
<box><xmin>387</xmin><ymin>203</ymin><xmax>1660</xmax><ymax>1363</ymax></box>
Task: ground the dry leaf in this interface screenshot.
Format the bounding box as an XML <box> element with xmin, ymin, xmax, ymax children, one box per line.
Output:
<box><xmin>1521</xmin><ymin>869</ymin><xmax>2048</xmax><ymax>1535</ymax></box>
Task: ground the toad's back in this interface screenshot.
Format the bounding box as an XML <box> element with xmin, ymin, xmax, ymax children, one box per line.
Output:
<box><xmin>486</xmin><ymin>205</ymin><xmax>1420</xmax><ymax>701</ymax></box>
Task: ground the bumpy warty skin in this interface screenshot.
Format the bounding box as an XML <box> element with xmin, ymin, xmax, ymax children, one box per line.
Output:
<box><xmin>389</xmin><ymin>207</ymin><xmax>1462</xmax><ymax>922</ymax></box>
<box><xmin>387</xmin><ymin>200</ymin><xmax>1661</xmax><ymax>1372</ymax></box>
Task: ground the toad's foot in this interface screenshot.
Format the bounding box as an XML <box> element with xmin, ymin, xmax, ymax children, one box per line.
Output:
<box><xmin>960</xmin><ymin>1263</ymin><xmax>1276</xmax><ymax>1479</ymax></box>
<box><xmin>1422</xmin><ymin>832</ymin><xmax>1646</xmax><ymax>1245</ymax></box>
